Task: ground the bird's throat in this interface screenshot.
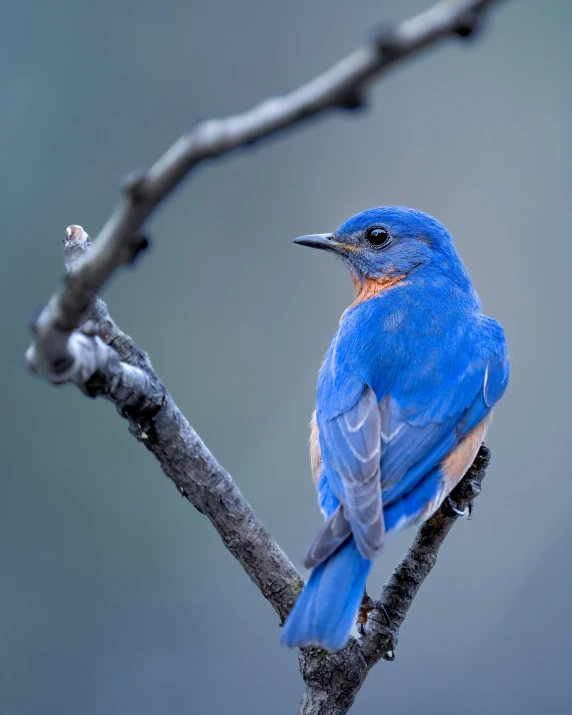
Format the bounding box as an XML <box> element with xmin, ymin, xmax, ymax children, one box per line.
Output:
<box><xmin>342</xmin><ymin>272</ymin><xmax>406</xmax><ymax>318</ymax></box>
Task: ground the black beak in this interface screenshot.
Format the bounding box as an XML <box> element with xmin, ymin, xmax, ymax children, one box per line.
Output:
<box><xmin>292</xmin><ymin>233</ymin><xmax>336</xmax><ymax>251</ymax></box>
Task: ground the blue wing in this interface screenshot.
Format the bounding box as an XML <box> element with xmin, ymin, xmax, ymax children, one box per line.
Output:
<box><xmin>304</xmin><ymin>385</ymin><xmax>383</xmax><ymax>566</ymax></box>
<box><xmin>306</xmin><ymin>315</ymin><xmax>508</xmax><ymax>566</ymax></box>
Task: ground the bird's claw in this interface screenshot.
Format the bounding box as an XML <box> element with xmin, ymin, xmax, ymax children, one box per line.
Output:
<box><xmin>357</xmin><ymin>593</ymin><xmax>375</xmax><ymax>635</ymax></box>
<box><xmin>357</xmin><ymin>593</ymin><xmax>391</xmax><ymax>635</ymax></box>
<box><xmin>448</xmin><ymin>496</ymin><xmax>473</xmax><ymax>519</ymax></box>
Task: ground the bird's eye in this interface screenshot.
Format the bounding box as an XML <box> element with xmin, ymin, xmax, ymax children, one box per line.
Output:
<box><xmin>365</xmin><ymin>227</ymin><xmax>391</xmax><ymax>247</ymax></box>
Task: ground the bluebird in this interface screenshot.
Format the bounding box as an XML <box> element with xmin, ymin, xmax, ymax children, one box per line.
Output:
<box><xmin>281</xmin><ymin>206</ymin><xmax>509</xmax><ymax>652</ymax></box>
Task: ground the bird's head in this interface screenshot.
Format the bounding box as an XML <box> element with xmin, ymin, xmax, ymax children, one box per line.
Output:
<box><xmin>293</xmin><ymin>206</ymin><xmax>464</xmax><ymax>288</ymax></box>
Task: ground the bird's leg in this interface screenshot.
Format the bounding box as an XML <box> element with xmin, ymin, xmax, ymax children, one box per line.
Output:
<box><xmin>357</xmin><ymin>592</ymin><xmax>376</xmax><ymax>635</ymax></box>
<box><xmin>357</xmin><ymin>592</ymin><xmax>392</xmax><ymax>637</ymax></box>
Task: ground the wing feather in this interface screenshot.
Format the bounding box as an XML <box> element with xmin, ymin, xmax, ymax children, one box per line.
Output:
<box><xmin>308</xmin><ymin>330</ymin><xmax>509</xmax><ymax>566</ymax></box>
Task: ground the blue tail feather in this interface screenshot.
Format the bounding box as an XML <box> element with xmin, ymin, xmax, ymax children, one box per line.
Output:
<box><xmin>281</xmin><ymin>537</ymin><xmax>372</xmax><ymax>652</ymax></box>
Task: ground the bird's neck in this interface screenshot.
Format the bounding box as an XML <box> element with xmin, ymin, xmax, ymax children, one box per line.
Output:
<box><xmin>352</xmin><ymin>271</ymin><xmax>406</xmax><ymax>298</ymax></box>
<box><xmin>353</xmin><ymin>270</ymin><xmax>406</xmax><ymax>302</ymax></box>
<box><xmin>340</xmin><ymin>271</ymin><xmax>406</xmax><ymax>322</ymax></box>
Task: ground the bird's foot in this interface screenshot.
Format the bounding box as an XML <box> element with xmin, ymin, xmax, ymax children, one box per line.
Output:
<box><xmin>357</xmin><ymin>593</ymin><xmax>391</xmax><ymax>635</ymax></box>
<box><xmin>447</xmin><ymin>496</ymin><xmax>473</xmax><ymax>520</ymax></box>
<box><xmin>357</xmin><ymin>593</ymin><xmax>375</xmax><ymax>635</ymax></box>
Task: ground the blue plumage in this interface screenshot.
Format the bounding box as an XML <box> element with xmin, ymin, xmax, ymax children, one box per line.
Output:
<box><xmin>281</xmin><ymin>207</ymin><xmax>509</xmax><ymax>652</ymax></box>
<box><xmin>282</xmin><ymin>538</ymin><xmax>372</xmax><ymax>652</ymax></box>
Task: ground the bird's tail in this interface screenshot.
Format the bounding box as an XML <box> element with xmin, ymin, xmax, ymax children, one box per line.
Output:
<box><xmin>281</xmin><ymin>537</ymin><xmax>372</xmax><ymax>652</ymax></box>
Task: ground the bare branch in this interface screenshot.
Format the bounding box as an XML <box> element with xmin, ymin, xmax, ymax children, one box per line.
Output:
<box><xmin>26</xmin><ymin>0</ymin><xmax>501</xmax><ymax>380</ymax></box>
<box><xmin>25</xmin><ymin>1</ymin><xmax>503</xmax><ymax>712</ymax></box>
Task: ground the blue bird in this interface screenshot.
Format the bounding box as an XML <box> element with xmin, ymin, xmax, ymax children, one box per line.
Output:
<box><xmin>281</xmin><ymin>206</ymin><xmax>509</xmax><ymax>652</ymax></box>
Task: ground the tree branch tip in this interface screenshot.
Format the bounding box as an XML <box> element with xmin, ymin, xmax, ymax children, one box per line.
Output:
<box><xmin>64</xmin><ymin>225</ymin><xmax>89</xmax><ymax>244</ymax></box>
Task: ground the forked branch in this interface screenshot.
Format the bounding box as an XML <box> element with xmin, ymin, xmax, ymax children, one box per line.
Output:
<box><xmin>25</xmin><ymin>2</ymin><xmax>503</xmax><ymax>713</ymax></box>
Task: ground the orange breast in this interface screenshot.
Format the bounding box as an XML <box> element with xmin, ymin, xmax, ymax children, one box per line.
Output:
<box><xmin>441</xmin><ymin>416</ymin><xmax>491</xmax><ymax>493</ymax></box>
<box><xmin>420</xmin><ymin>415</ymin><xmax>492</xmax><ymax>521</ymax></box>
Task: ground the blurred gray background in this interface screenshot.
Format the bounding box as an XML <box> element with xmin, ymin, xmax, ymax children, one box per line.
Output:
<box><xmin>1</xmin><ymin>0</ymin><xmax>570</xmax><ymax>713</ymax></box>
